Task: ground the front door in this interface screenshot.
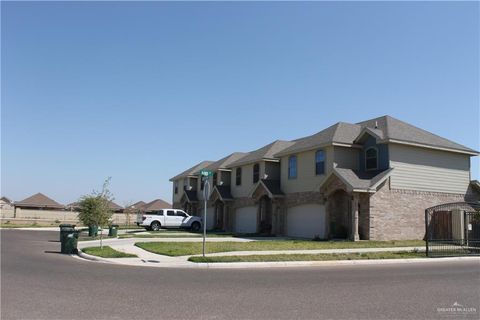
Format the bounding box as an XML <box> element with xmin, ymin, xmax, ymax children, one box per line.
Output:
<box><xmin>215</xmin><ymin>202</ymin><xmax>224</xmax><ymax>230</ymax></box>
<box><xmin>258</xmin><ymin>196</ymin><xmax>272</xmax><ymax>234</ymax></box>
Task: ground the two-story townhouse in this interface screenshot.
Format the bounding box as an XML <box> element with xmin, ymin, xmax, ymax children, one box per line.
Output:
<box><xmin>274</xmin><ymin>115</ymin><xmax>479</xmax><ymax>240</ymax></box>
<box><xmin>169</xmin><ymin>160</ymin><xmax>213</xmax><ymax>215</ymax></box>
<box><xmin>226</xmin><ymin>140</ymin><xmax>295</xmax><ymax>234</ymax></box>
<box><xmin>193</xmin><ymin>152</ymin><xmax>248</xmax><ymax>231</ymax></box>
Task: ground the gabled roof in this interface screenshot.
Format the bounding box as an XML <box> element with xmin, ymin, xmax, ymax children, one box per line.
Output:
<box><xmin>275</xmin><ymin>115</ymin><xmax>478</xmax><ymax>157</ymax></box>
<box><xmin>201</xmin><ymin>152</ymin><xmax>249</xmax><ymax>173</ymax></box>
<box><xmin>356</xmin><ymin>116</ymin><xmax>477</xmax><ymax>154</ymax></box>
<box><xmin>142</xmin><ymin>199</ymin><xmax>172</xmax><ymax>211</ymax></box>
<box><xmin>127</xmin><ymin>201</ymin><xmax>147</xmax><ymax>210</ymax></box>
<box><xmin>169</xmin><ymin>161</ymin><xmax>214</xmax><ymax>181</ymax></box>
<box><xmin>228</xmin><ymin>140</ymin><xmax>295</xmax><ymax>168</ymax></box>
<box><xmin>15</xmin><ymin>193</ymin><xmax>64</xmax><ymax>208</ymax></box>
<box><xmin>210</xmin><ymin>185</ymin><xmax>234</xmax><ymax>202</ymax></box>
<box><xmin>275</xmin><ymin>122</ymin><xmax>362</xmax><ymax>157</ymax></box>
<box><xmin>108</xmin><ymin>201</ymin><xmax>123</xmax><ymax>211</ymax></box>
<box><xmin>320</xmin><ymin>168</ymin><xmax>394</xmax><ymax>193</ymax></box>
<box><xmin>181</xmin><ymin>190</ymin><xmax>198</xmax><ymax>203</ymax></box>
<box><xmin>249</xmin><ymin>179</ymin><xmax>284</xmax><ymax>199</ymax></box>
<box><xmin>1</xmin><ymin>196</ymin><xmax>12</xmax><ymax>204</ymax></box>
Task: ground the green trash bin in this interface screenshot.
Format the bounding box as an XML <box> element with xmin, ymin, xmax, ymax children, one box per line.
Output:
<box><xmin>59</xmin><ymin>224</ymin><xmax>76</xmax><ymax>242</ymax></box>
<box><xmin>60</xmin><ymin>227</ymin><xmax>79</xmax><ymax>254</ymax></box>
<box><xmin>108</xmin><ymin>224</ymin><xmax>119</xmax><ymax>237</ymax></box>
<box><xmin>88</xmin><ymin>225</ymin><xmax>98</xmax><ymax>237</ymax></box>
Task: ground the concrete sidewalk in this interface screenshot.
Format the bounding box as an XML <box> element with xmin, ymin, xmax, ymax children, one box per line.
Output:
<box><xmin>76</xmin><ymin>237</ymin><xmax>435</xmax><ymax>269</ymax></box>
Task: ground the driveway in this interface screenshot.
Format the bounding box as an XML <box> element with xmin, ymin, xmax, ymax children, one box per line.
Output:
<box><xmin>2</xmin><ymin>230</ymin><xmax>479</xmax><ymax>320</ymax></box>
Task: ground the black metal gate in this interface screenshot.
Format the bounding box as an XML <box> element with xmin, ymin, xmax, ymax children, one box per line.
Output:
<box><xmin>425</xmin><ymin>202</ymin><xmax>480</xmax><ymax>257</ymax></box>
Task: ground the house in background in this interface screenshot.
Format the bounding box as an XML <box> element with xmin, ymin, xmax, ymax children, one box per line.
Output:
<box><xmin>67</xmin><ymin>200</ymin><xmax>124</xmax><ymax>213</ymax></box>
<box><xmin>15</xmin><ymin>193</ymin><xmax>64</xmax><ymax>211</ymax></box>
<box><xmin>126</xmin><ymin>201</ymin><xmax>147</xmax><ymax>211</ymax></box>
<box><xmin>0</xmin><ymin>197</ymin><xmax>13</xmax><ymax>210</ymax></box>
<box><xmin>170</xmin><ymin>115</ymin><xmax>479</xmax><ymax>240</ymax></box>
<box><xmin>142</xmin><ymin>199</ymin><xmax>172</xmax><ymax>212</ymax></box>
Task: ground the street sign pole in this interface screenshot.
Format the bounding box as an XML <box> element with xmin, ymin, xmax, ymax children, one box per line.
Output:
<box><xmin>202</xmin><ymin>178</ymin><xmax>210</xmax><ymax>257</ymax></box>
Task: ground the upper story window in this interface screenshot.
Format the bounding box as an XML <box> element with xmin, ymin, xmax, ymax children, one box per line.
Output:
<box><xmin>288</xmin><ymin>155</ymin><xmax>297</xmax><ymax>179</ymax></box>
<box><xmin>315</xmin><ymin>150</ymin><xmax>325</xmax><ymax>175</ymax></box>
<box><xmin>365</xmin><ymin>147</ymin><xmax>378</xmax><ymax>171</ymax></box>
<box><xmin>183</xmin><ymin>178</ymin><xmax>188</xmax><ymax>190</ymax></box>
<box><xmin>236</xmin><ymin>167</ymin><xmax>242</xmax><ymax>186</ymax></box>
<box><xmin>200</xmin><ymin>177</ymin><xmax>205</xmax><ymax>190</ymax></box>
<box><xmin>174</xmin><ymin>181</ymin><xmax>178</xmax><ymax>194</ymax></box>
<box><xmin>213</xmin><ymin>173</ymin><xmax>218</xmax><ymax>186</ymax></box>
<box><xmin>253</xmin><ymin>163</ymin><xmax>260</xmax><ymax>183</ymax></box>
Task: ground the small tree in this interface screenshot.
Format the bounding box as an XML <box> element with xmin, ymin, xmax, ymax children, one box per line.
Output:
<box><xmin>78</xmin><ymin>178</ymin><xmax>114</xmax><ymax>247</ymax></box>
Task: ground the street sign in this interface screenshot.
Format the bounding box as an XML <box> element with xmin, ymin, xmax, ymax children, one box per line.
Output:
<box><xmin>200</xmin><ymin>170</ymin><xmax>213</xmax><ymax>177</ymax></box>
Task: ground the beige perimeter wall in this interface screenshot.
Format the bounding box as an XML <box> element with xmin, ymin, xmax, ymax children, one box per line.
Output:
<box><xmin>1</xmin><ymin>208</ymin><xmax>136</xmax><ymax>225</ymax></box>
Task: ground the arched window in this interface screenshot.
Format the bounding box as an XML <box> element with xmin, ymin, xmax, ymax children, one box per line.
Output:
<box><xmin>253</xmin><ymin>163</ymin><xmax>260</xmax><ymax>183</ymax></box>
<box><xmin>365</xmin><ymin>147</ymin><xmax>378</xmax><ymax>171</ymax></box>
<box><xmin>288</xmin><ymin>155</ymin><xmax>297</xmax><ymax>179</ymax></box>
<box><xmin>315</xmin><ymin>150</ymin><xmax>325</xmax><ymax>175</ymax></box>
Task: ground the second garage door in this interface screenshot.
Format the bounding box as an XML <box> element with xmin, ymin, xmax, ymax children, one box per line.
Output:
<box><xmin>234</xmin><ymin>206</ymin><xmax>257</xmax><ymax>234</ymax></box>
<box><xmin>287</xmin><ymin>204</ymin><xmax>326</xmax><ymax>239</ymax></box>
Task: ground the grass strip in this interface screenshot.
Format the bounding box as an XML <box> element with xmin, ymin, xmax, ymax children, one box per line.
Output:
<box><xmin>135</xmin><ymin>240</ymin><xmax>425</xmax><ymax>257</ymax></box>
<box><xmin>188</xmin><ymin>251</ymin><xmax>425</xmax><ymax>263</ymax></box>
<box><xmin>82</xmin><ymin>246</ymin><xmax>137</xmax><ymax>258</ymax></box>
<box><xmin>119</xmin><ymin>231</ymin><xmax>234</xmax><ymax>239</ymax></box>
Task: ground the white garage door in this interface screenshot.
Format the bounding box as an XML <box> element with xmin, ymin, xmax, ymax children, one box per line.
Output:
<box><xmin>234</xmin><ymin>206</ymin><xmax>257</xmax><ymax>234</ymax></box>
<box><xmin>287</xmin><ymin>204</ymin><xmax>326</xmax><ymax>239</ymax></box>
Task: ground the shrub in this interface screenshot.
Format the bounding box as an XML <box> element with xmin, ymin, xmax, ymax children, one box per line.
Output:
<box><xmin>77</xmin><ymin>178</ymin><xmax>114</xmax><ymax>227</ymax></box>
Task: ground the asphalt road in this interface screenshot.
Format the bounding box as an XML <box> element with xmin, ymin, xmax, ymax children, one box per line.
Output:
<box><xmin>1</xmin><ymin>230</ymin><xmax>479</xmax><ymax>320</ymax></box>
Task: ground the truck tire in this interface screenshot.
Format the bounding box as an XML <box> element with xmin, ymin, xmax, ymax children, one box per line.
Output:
<box><xmin>151</xmin><ymin>221</ymin><xmax>161</xmax><ymax>231</ymax></box>
<box><xmin>191</xmin><ymin>222</ymin><xmax>201</xmax><ymax>232</ymax></box>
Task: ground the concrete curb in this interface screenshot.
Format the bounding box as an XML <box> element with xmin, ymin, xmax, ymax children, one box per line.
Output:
<box><xmin>76</xmin><ymin>249</ymin><xmax>111</xmax><ymax>264</ymax></box>
<box><xmin>74</xmin><ymin>250</ymin><xmax>480</xmax><ymax>269</ymax></box>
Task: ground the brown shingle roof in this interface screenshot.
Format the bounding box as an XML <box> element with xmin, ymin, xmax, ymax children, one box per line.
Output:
<box><xmin>228</xmin><ymin>140</ymin><xmax>295</xmax><ymax>168</ymax></box>
<box><xmin>142</xmin><ymin>199</ymin><xmax>172</xmax><ymax>212</ymax></box>
<box><xmin>169</xmin><ymin>160</ymin><xmax>214</xmax><ymax>181</ymax></box>
<box><xmin>201</xmin><ymin>152</ymin><xmax>249</xmax><ymax>172</ymax></box>
<box><xmin>15</xmin><ymin>193</ymin><xmax>64</xmax><ymax>209</ymax></box>
<box><xmin>126</xmin><ymin>201</ymin><xmax>147</xmax><ymax>210</ymax></box>
<box><xmin>276</xmin><ymin>115</ymin><xmax>478</xmax><ymax>157</ymax></box>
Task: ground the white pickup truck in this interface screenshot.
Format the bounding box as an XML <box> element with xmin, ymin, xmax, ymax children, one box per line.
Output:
<box><xmin>137</xmin><ymin>209</ymin><xmax>202</xmax><ymax>232</ymax></box>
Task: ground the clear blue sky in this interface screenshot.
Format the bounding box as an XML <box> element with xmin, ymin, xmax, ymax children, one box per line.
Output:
<box><xmin>2</xmin><ymin>1</ymin><xmax>479</xmax><ymax>206</ymax></box>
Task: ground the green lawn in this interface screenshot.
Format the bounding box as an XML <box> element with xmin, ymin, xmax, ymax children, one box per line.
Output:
<box><xmin>82</xmin><ymin>246</ymin><xmax>137</xmax><ymax>258</ymax></box>
<box><xmin>135</xmin><ymin>240</ymin><xmax>425</xmax><ymax>257</ymax></box>
<box><xmin>188</xmin><ymin>251</ymin><xmax>425</xmax><ymax>263</ymax></box>
<box><xmin>77</xmin><ymin>235</ymin><xmax>117</xmax><ymax>242</ymax></box>
<box><xmin>119</xmin><ymin>231</ymin><xmax>234</xmax><ymax>239</ymax></box>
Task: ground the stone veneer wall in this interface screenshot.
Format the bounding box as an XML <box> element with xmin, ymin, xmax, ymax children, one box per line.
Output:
<box><xmin>358</xmin><ymin>193</ymin><xmax>370</xmax><ymax>240</ymax></box>
<box><xmin>369</xmin><ymin>179</ymin><xmax>478</xmax><ymax>240</ymax></box>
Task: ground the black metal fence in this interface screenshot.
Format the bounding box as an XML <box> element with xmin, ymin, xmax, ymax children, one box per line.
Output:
<box><xmin>425</xmin><ymin>202</ymin><xmax>480</xmax><ymax>257</ymax></box>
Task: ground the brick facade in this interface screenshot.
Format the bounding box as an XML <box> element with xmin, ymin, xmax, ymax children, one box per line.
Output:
<box><xmin>368</xmin><ymin>179</ymin><xmax>477</xmax><ymax>240</ymax></box>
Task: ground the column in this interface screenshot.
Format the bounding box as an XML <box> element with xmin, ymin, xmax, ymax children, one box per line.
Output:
<box><xmin>351</xmin><ymin>193</ymin><xmax>360</xmax><ymax>241</ymax></box>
